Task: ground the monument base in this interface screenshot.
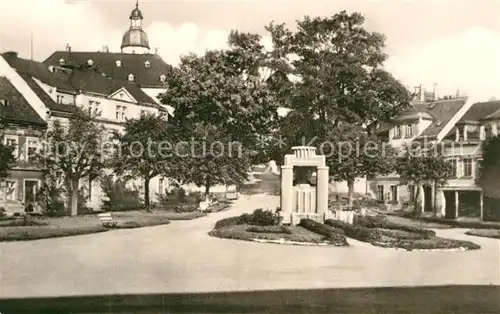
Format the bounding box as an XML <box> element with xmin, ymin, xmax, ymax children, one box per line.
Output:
<box><xmin>290</xmin><ymin>213</ymin><xmax>325</xmax><ymax>226</ymax></box>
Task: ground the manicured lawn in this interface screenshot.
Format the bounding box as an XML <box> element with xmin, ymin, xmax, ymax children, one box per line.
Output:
<box><xmin>0</xmin><ymin>211</ymin><xmax>205</xmax><ymax>242</ymax></box>
<box><xmin>465</xmin><ymin>229</ymin><xmax>500</xmax><ymax>239</ymax></box>
<box><xmin>0</xmin><ymin>286</ymin><xmax>498</xmax><ymax>313</ymax></box>
<box><xmin>209</xmin><ymin>223</ymin><xmax>329</xmax><ymax>244</ymax></box>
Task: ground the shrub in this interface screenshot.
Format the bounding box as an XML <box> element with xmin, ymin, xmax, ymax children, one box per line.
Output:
<box><xmin>353</xmin><ymin>215</ymin><xmax>390</xmax><ymax>228</ymax></box>
<box><xmin>325</xmin><ymin>219</ymin><xmax>381</xmax><ymax>242</ymax></box>
<box><xmin>101</xmin><ymin>176</ymin><xmax>142</xmax><ymax>211</ymax></box>
<box><xmin>246</xmin><ymin>208</ymin><xmax>280</xmax><ymax>226</ymax></box>
<box><xmin>214</xmin><ymin>216</ymin><xmax>243</xmax><ymax>229</ymax></box>
<box><xmin>246</xmin><ymin>225</ymin><xmax>292</xmax><ymax>234</ymax></box>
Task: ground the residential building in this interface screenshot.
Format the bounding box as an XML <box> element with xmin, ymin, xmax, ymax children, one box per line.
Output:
<box><xmin>0</xmin><ymin>76</ymin><xmax>47</xmax><ymax>213</ymax></box>
<box><xmin>369</xmin><ymin>84</ymin><xmax>498</xmax><ymax>220</ymax></box>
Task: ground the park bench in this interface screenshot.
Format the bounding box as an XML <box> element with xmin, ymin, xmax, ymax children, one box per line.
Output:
<box><xmin>97</xmin><ymin>213</ymin><xmax>118</xmax><ymax>228</ymax></box>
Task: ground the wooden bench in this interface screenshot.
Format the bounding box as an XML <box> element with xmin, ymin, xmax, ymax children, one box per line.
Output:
<box><xmin>97</xmin><ymin>213</ymin><xmax>118</xmax><ymax>228</ymax></box>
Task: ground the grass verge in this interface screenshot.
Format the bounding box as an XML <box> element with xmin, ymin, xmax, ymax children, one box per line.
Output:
<box><xmin>0</xmin><ymin>210</ymin><xmax>204</xmax><ymax>242</ymax></box>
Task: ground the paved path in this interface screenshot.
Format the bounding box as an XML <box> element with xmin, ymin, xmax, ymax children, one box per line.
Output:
<box><xmin>1</xmin><ymin>194</ymin><xmax>499</xmax><ymax>298</ymax></box>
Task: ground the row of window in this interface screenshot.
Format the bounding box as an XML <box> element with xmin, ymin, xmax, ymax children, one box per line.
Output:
<box><xmin>456</xmin><ymin>123</ymin><xmax>500</xmax><ymax>142</ymax></box>
<box><xmin>393</xmin><ymin>123</ymin><xmax>414</xmax><ymax>139</ymax></box>
<box><xmin>90</xmin><ymin>102</ymin><xmax>152</xmax><ymax>121</ymax></box>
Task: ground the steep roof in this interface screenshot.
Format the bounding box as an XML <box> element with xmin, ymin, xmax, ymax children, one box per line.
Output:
<box><xmin>459</xmin><ymin>100</ymin><xmax>500</xmax><ymax>122</ymax></box>
<box><xmin>0</xmin><ymin>76</ymin><xmax>46</xmax><ymax>125</ymax></box>
<box><xmin>3</xmin><ymin>52</ymin><xmax>157</xmax><ymax>105</ymax></box>
<box><xmin>18</xmin><ymin>72</ymin><xmax>75</xmax><ymax>114</ymax></box>
<box><xmin>418</xmin><ymin>98</ymin><xmax>467</xmax><ymax>137</ymax></box>
<box><xmin>372</xmin><ymin>98</ymin><xmax>467</xmax><ymax>137</ymax></box>
<box><xmin>44</xmin><ymin>51</ymin><xmax>173</xmax><ymax>87</ymax></box>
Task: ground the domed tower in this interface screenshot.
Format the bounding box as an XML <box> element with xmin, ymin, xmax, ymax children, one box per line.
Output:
<box><xmin>121</xmin><ymin>0</ymin><xmax>150</xmax><ymax>54</ymax></box>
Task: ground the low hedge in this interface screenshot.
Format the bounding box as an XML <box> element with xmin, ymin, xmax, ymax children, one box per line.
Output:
<box><xmin>325</xmin><ymin>219</ymin><xmax>381</xmax><ymax>242</ymax></box>
<box><xmin>246</xmin><ymin>225</ymin><xmax>292</xmax><ymax>234</ymax></box>
<box><xmin>299</xmin><ymin>219</ymin><xmax>348</xmax><ymax>246</ymax></box>
<box><xmin>214</xmin><ymin>216</ymin><xmax>244</xmax><ymax>229</ymax></box>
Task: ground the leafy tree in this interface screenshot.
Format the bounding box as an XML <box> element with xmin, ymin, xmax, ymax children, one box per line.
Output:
<box><xmin>40</xmin><ymin>108</ymin><xmax>105</xmax><ymax>216</ymax></box>
<box><xmin>395</xmin><ymin>144</ymin><xmax>454</xmax><ymax>213</ymax></box>
<box><xmin>266</xmin><ymin>11</ymin><xmax>410</xmax><ymax>135</ymax></box>
<box><xmin>170</xmin><ymin>123</ymin><xmax>250</xmax><ymax>197</ymax></box>
<box><xmin>113</xmin><ymin>112</ymin><xmax>171</xmax><ymax>209</ymax></box>
<box><xmin>477</xmin><ymin>136</ymin><xmax>500</xmax><ymax>199</ymax></box>
<box><xmin>322</xmin><ymin>123</ymin><xmax>396</xmax><ymax>206</ymax></box>
<box><xmin>161</xmin><ymin>42</ymin><xmax>280</xmax><ymax>195</ymax></box>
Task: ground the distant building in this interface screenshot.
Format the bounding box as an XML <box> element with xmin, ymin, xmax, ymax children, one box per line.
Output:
<box><xmin>369</xmin><ymin>85</ymin><xmax>500</xmax><ymax>221</ymax></box>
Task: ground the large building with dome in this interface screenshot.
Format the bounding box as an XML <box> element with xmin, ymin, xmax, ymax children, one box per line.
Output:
<box><xmin>43</xmin><ymin>0</ymin><xmax>173</xmax><ymax>113</ymax></box>
<box><xmin>0</xmin><ymin>1</ymin><xmax>178</xmax><ymax>214</ymax></box>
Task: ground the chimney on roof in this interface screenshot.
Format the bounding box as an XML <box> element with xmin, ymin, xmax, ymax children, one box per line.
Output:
<box><xmin>154</xmin><ymin>48</ymin><xmax>158</xmax><ymax>54</ymax></box>
<box><xmin>456</xmin><ymin>89</ymin><xmax>460</xmax><ymax>98</ymax></box>
<box><xmin>419</xmin><ymin>84</ymin><xmax>425</xmax><ymax>101</ymax></box>
<box><xmin>433</xmin><ymin>83</ymin><xmax>439</xmax><ymax>100</ymax></box>
<box><xmin>102</xmin><ymin>45</ymin><xmax>109</xmax><ymax>53</ymax></box>
<box><xmin>66</xmin><ymin>43</ymin><xmax>71</xmax><ymax>52</ymax></box>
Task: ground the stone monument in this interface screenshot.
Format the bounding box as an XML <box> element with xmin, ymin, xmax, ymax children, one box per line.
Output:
<box><xmin>280</xmin><ymin>146</ymin><xmax>329</xmax><ymax>225</ymax></box>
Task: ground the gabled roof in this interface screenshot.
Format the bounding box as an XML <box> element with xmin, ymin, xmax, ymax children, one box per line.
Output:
<box><xmin>0</xmin><ymin>76</ymin><xmax>46</xmax><ymax>125</ymax></box>
<box><xmin>3</xmin><ymin>52</ymin><xmax>157</xmax><ymax>105</ymax></box>
<box><xmin>44</xmin><ymin>51</ymin><xmax>173</xmax><ymax>87</ymax></box>
<box><xmin>459</xmin><ymin>100</ymin><xmax>500</xmax><ymax>122</ymax></box>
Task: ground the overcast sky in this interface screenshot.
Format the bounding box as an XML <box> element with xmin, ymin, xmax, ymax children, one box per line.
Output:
<box><xmin>0</xmin><ymin>0</ymin><xmax>499</xmax><ymax>99</ymax></box>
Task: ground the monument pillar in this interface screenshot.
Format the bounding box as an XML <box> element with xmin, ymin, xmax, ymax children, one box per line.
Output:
<box><xmin>316</xmin><ymin>166</ymin><xmax>329</xmax><ymax>216</ymax></box>
<box><xmin>280</xmin><ymin>165</ymin><xmax>294</xmax><ymax>224</ymax></box>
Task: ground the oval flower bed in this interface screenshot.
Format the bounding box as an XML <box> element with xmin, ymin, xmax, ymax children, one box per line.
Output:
<box><xmin>465</xmin><ymin>229</ymin><xmax>500</xmax><ymax>239</ymax></box>
<box><xmin>324</xmin><ymin>215</ymin><xmax>480</xmax><ymax>251</ymax></box>
<box><xmin>209</xmin><ymin>209</ymin><xmax>348</xmax><ymax>246</ymax></box>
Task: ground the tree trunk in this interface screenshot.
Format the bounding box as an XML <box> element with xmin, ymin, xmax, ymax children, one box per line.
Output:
<box><xmin>414</xmin><ymin>185</ymin><xmax>421</xmax><ymax>214</ymax></box>
<box><xmin>205</xmin><ymin>179</ymin><xmax>211</xmax><ymax>201</ymax></box>
<box><xmin>70</xmin><ymin>180</ymin><xmax>79</xmax><ymax>217</ymax></box>
<box><xmin>144</xmin><ymin>177</ymin><xmax>151</xmax><ymax>209</ymax></box>
<box><xmin>347</xmin><ymin>178</ymin><xmax>355</xmax><ymax>209</ymax></box>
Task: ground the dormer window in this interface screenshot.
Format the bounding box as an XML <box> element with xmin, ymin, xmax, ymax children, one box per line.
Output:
<box><xmin>116</xmin><ymin>60</ymin><xmax>122</xmax><ymax>67</ymax></box>
<box><xmin>145</xmin><ymin>61</ymin><xmax>151</xmax><ymax>68</ymax></box>
<box><xmin>0</xmin><ymin>99</ymin><xmax>9</xmax><ymax>106</ymax></box>
<box><xmin>159</xmin><ymin>74</ymin><xmax>166</xmax><ymax>82</ymax></box>
<box><xmin>128</xmin><ymin>74</ymin><xmax>134</xmax><ymax>81</ymax></box>
<box><xmin>59</xmin><ymin>58</ymin><xmax>65</xmax><ymax>65</ymax></box>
